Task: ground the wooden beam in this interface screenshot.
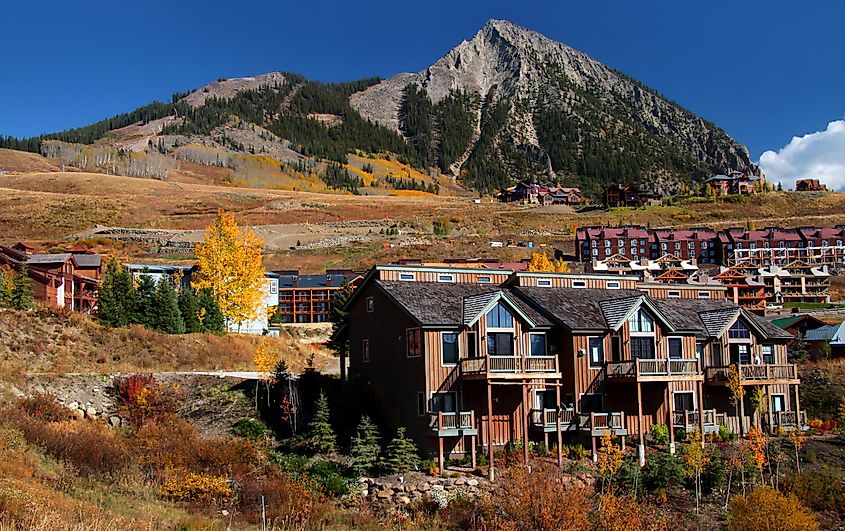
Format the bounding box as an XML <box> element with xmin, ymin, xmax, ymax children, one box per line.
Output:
<box><xmin>471</xmin><ymin>434</ymin><xmax>477</xmax><ymax>470</ymax></box>
<box><xmin>555</xmin><ymin>383</ymin><xmax>563</xmax><ymax>467</ymax></box>
<box><xmin>522</xmin><ymin>380</ymin><xmax>529</xmax><ymax>466</ymax></box>
<box><xmin>438</xmin><ymin>435</ymin><xmax>444</xmax><ymax>477</ymax></box>
<box><xmin>667</xmin><ymin>383</ymin><xmax>675</xmax><ymax>454</ymax></box>
<box><xmin>697</xmin><ymin>380</ymin><xmax>705</xmax><ymax>447</ymax></box>
<box><xmin>637</xmin><ymin>382</ymin><xmax>645</xmax><ymax>466</ymax></box>
<box><xmin>487</xmin><ymin>381</ymin><xmax>495</xmax><ymax>481</ymax></box>
<box><xmin>767</xmin><ymin>384</ymin><xmax>774</xmax><ymax>434</ymax></box>
<box><xmin>739</xmin><ymin>387</ymin><xmax>746</xmax><ymax>437</ymax></box>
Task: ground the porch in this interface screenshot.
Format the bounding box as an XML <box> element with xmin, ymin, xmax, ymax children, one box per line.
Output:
<box><xmin>429</xmin><ymin>411</ymin><xmax>478</xmax><ymax>437</ymax></box>
<box><xmin>705</xmin><ymin>363</ymin><xmax>799</xmax><ymax>385</ymax></box>
<box><xmin>672</xmin><ymin>409</ymin><xmax>724</xmax><ymax>434</ymax></box>
<box><xmin>605</xmin><ymin>358</ymin><xmax>701</xmax><ymax>382</ymax></box>
<box><xmin>529</xmin><ymin>409</ymin><xmax>627</xmax><ymax>436</ymax></box>
<box><xmin>460</xmin><ymin>355</ymin><xmax>561</xmax><ymax>380</ymax></box>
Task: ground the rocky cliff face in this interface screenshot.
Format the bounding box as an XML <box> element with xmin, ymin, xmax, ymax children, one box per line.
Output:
<box><xmin>351</xmin><ymin>20</ymin><xmax>755</xmax><ymax>189</ymax></box>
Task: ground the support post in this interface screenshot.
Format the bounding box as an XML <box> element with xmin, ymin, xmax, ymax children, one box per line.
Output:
<box><xmin>697</xmin><ymin>381</ymin><xmax>705</xmax><ymax>447</ymax></box>
<box><xmin>438</xmin><ymin>435</ymin><xmax>444</xmax><ymax>477</ymax></box>
<box><xmin>667</xmin><ymin>384</ymin><xmax>675</xmax><ymax>455</ymax></box>
<box><xmin>339</xmin><ymin>346</ymin><xmax>347</xmax><ymax>382</ymax></box>
<box><xmin>767</xmin><ymin>385</ymin><xmax>774</xmax><ymax>434</ymax></box>
<box><xmin>739</xmin><ymin>387</ymin><xmax>746</xmax><ymax>437</ymax></box>
<box><xmin>522</xmin><ymin>381</ymin><xmax>529</xmax><ymax>466</ymax></box>
<box><xmin>487</xmin><ymin>381</ymin><xmax>494</xmax><ymax>481</ymax></box>
<box><xmin>555</xmin><ymin>384</ymin><xmax>563</xmax><ymax>467</ymax></box>
<box><xmin>794</xmin><ymin>383</ymin><xmax>801</xmax><ymax>419</ymax></box>
<box><xmin>471</xmin><ymin>434</ymin><xmax>477</xmax><ymax>469</ymax></box>
<box><xmin>636</xmin><ymin>382</ymin><xmax>645</xmax><ymax>466</ymax></box>
<box><xmin>591</xmin><ymin>435</ymin><xmax>597</xmax><ymax>462</ymax></box>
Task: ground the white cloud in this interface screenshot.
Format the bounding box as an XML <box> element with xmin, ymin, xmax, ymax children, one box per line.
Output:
<box><xmin>759</xmin><ymin>119</ymin><xmax>845</xmax><ymax>191</ymax></box>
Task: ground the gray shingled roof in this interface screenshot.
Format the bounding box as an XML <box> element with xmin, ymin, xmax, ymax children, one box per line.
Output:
<box><xmin>511</xmin><ymin>287</ymin><xmax>645</xmax><ymax>330</ymax></box>
<box><xmin>25</xmin><ymin>253</ymin><xmax>72</xmax><ymax>264</ymax></box>
<box><xmin>376</xmin><ymin>281</ymin><xmax>552</xmax><ymax>327</ymax></box>
<box><xmin>653</xmin><ymin>298</ymin><xmax>792</xmax><ymax>340</ymax></box>
<box><xmin>72</xmin><ymin>254</ymin><xmax>102</xmax><ymax>268</ymax></box>
<box><xmin>462</xmin><ymin>292</ymin><xmax>501</xmax><ymax>325</ymax></box>
<box><xmin>599</xmin><ymin>296</ymin><xmax>644</xmax><ymax>330</ymax></box>
<box><xmin>699</xmin><ymin>308</ymin><xmax>741</xmax><ymax>336</ymax></box>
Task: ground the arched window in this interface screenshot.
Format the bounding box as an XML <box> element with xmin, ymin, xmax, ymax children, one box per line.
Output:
<box><xmin>486</xmin><ymin>303</ymin><xmax>514</xmax><ymax>329</ymax></box>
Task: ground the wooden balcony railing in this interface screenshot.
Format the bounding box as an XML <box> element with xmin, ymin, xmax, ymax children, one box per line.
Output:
<box><xmin>773</xmin><ymin>410</ymin><xmax>807</xmax><ymax>428</ymax></box>
<box><xmin>530</xmin><ymin>409</ymin><xmax>626</xmax><ymax>435</ymax></box>
<box><xmin>460</xmin><ymin>355</ymin><xmax>558</xmax><ymax>378</ymax></box>
<box><xmin>672</xmin><ymin>409</ymin><xmax>719</xmax><ymax>430</ymax></box>
<box><xmin>705</xmin><ymin>364</ymin><xmax>798</xmax><ymax>383</ymax></box>
<box><xmin>606</xmin><ymin>358</ymin><xmax>700</xmax><ymax>380</ymax></box>
<box><xmin>589</xmin><ymin>411</ymin><xmax>626</xmax><ymax>434</ymax></box>
<box><xmin>429</xmin><ymin>411</ymin><xmax>476</xmax><ymax>434</ymax></box>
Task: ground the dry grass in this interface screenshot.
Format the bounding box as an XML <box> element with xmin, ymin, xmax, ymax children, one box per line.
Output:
<box><xmin>0</xmin><ymin>307</ymin><xmax>334</xmax><ymax>383</ymax></box>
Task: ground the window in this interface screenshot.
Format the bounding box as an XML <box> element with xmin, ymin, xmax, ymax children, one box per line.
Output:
<box><xmin>477</xmin><ymin>276</ymin><xmax>492</xmax><ymax>284</ymax></box>
<box><xmin>697</xmin><ymin>291</ymin><xmax>711</xmax><ymax>299</ymax></box>
<box><xmin>695</xmin><ymin>342</ymin><xmax>705</xmax><ymax>359</ymax></box>
<box><xmin>572</xmin><ymin>280</ymin><xmax>587</xmax><ymax>288</ymax></box>
<box><xmin>487</xmin><ymin>333</ymin><xmax>514</xmax><ymax>356</ymax></box>
<box><xmin>673</xmin><ymin>392</ymin><xmax>695</xmax><ymax>412</ymax></box>
<box><xmin>675</xmin><ymin>243</ymin><xmax>681</xmax><ymax>250</ymax></box>
<box><xmin>762</xmin><ymin>344</ymin><xmax>774</xmax><ymax>364</ymax></box>
<box><xmin>730</xmin><ymin>343</ymin><xmax>751</xmax><ymax>364</ymax></box>
<box><xmin>628</xmin><ymin>309</ymin><xmax>654</xmax><ymax>333</ymax></box>
<box><xmin>668</xmin><ymin>337</ymin><xmax>683</xmax><ymax>359</ymax></box>
<box><xmin>438</xmin><ymin>274</ymin><xmax>455</xmax><ymax>283</ymax></box>
<box><xmin>406</xmin><ymin>328</ymin><xmax>422</xmax><ymax>358</ymax></box>
<box><xmin>431</xmin><ymin>392</ymin><xmax>456</xmax><ymax>413</ymax></box>
<box><xmin>605</xmin><ymin>240</ymin><xmax>611</xmax><ymax>247</ymax></box>
<box><xmin>486</xmin><ymin>303</ymin><xmax>514</xmax><ymax>329</ymax></box>
<box><xmin>668</xmin><ymin>290</ymin><xmax>681</xmax><ymax>299</ymax></box>
<box><xmin>618</xmin><ymin>239</ymin><xmax>624</xmax><ymax>247</ymax></box>
<box><xmin>728</xmin><ymin>320</ymin><xmax>751</xmax><ymax>339</ymax></box>
<box><xmin>591</xmin><ymin>240</ymin><xmax>597</xmax><ymax>247</ymax></box>
<box><xmin>701</xmin><ymin>242</ymin><xmax>708</xmax><ymax>249</ymax></box>
<box><xmin>588</xmin><ymin>337</ymin><xmax>604</xmax><ymax>367</ymax></box>
<box><xmin>529</xmin><ymin>333</ymin><xmax>547</xmax><ymax>356</ymax></box>
<box><xmin>417</xmin><ymin>392</ymin><xmax>426</xmax><ymax>416</ymax></box>
<box><xmin>534</xmin><ymin>389</ymin><xmax>557</xmax><ymax>409</ymax></box>
<box><xmin>771</xmin><ymin>394</ymin><xmax>786</xmax><ymax>413</ymax></box>
<box><xmin>606</xmin><ymin>281</ymin><xmax>620</xmax><ymax>289</ymax></box>
<box><xmin>688</xmin><ymin>242</ymin><xmax>695</xmax><ymax>249</ymax></box>
<box><xmin>366</xmin><ymin>296</ymin><xmax>374</xmax><ymax>313</ymax></box>
<box><xmin>580</xmin><ymin>393</ymin><xmax>603</xmax><ymax>413</ymax></box>
<box><xmin>399</xmin><ymin>272</ymin><xmax>416</xmax><ymax>281</ymax></box>
<box><xmin>712</xmin><ymin>343</ymin><xmax>724</xmax><ymax>366</ymax></box>
<box><xmin>611</xmin><ymin>336</ymin><xmax>622</xmax><ymax>362</ymax></box>
<box><xmin>592</xmin><ymin>248</ymin><xmax>598</xmax><ymax>256</ymax></box>
<box><xmin>441</xmin><ymin>332</ymin><xmax>459</xmax><ymax>365</ymax></box>
<box><xmin>362</xmin><ymin>339</ymin><xmax>370</xmax><ymax>362</ymax></box>
<box><xmin>537</xmin><ymin>279</ymin><xmax>552</xmax><ymax>287</ymax></box>
<box><xmin>466</xmin><ymin>331</ymin><xmax>477</xmax><ymax>358</ymax></box>
<box><xmin>661</xmin><ymin>243</ymin><xmax>668</xmax><ymax>250</ymax></box>
<box><xmin>631</xmin><ymin>337</ymin><xmax>655</xmax><ymax>359</ymax></box>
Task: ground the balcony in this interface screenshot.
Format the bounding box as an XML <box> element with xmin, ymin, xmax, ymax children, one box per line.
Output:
<box><xmin>772</xmin><ymin>410</ymin><xmax>808</xmax><ymax>431</ymax></box>
<box><xmin>530</xmin><ymin>409</ymin><xmax>627</xmax><ymax>436</ymax></box>
<box><xmin>672</xmin><ymin>409</ymin><xmax>723</xmax><ymax>434</ymax></box>
<box><xmin>429</xmin><ymin>411</ymin><xmax>477</xmax><ymax>436</ymax></box>
<box><xmin>705</xmin><ymin>364</ymin><xmax>798</xmax><ymax>385</ymax></box>
<box><xmin>605</xmin><ymin>358</ymin><xmax>701</xmax><ymax>382</ymax></box>
<box><xmin>460</xmin><ymin>355</ymin><xmax>560</xmax><ymax>380</ymax></box>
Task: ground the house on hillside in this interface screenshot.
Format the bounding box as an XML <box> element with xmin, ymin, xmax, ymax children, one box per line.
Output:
<box><xmin>770</xmin><ymin>314</ymin><xmax>827</xmax><ymax>353</ymax></box>
<box><xmin>704</xmin><ymin>171</ymin><xmax>760</xmax><ymax>196</ymax></box>
<box><xmin>0</xmin><ymin>244</ymin><xmax>102</xmax><ymax>312</ymax></box>
<box><xmin>274</xmin><ymin>270</ymin><xmax>365</xmax><ymax>324</ymax></box>
<box><xmin>796</xmin><ymin>179</ymin><xmax>827</xmax><ymax>192</ymax></box>
<box><xmin>602</xmin><ymin>184</ymin><xmax>661</xmax><ymax>208</ymax></box>
<box><xmin>340</xmin><ymin>266</ymin><xmax>800</xmax><ymax>475</ymax></box>
<box><xmin>803</xmin><ymin>322</ymin><xmax>845</xmax><ymax>358</ymax></box>
<box><xmin>499</xmin><ymin>181</ymin><xmax>583</xmax><ymax>206</ymax></box>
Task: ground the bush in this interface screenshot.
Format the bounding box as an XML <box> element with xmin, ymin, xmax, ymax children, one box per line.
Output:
<box><xmin>160</xmin><ymin>471</ymin><xmax>233</xmax><ymax>503</ymax></box>
<box><xmin>232</xmin><ymin>418</ymin><xmax>268</xmax><ymax>441</ymax></box>
<box><xmin>563</xmin><ymin>444</ymin><xmax>587</xmax><ymax>460</ymax></box>
<box><xmin>272</xmin><ymin>452</ymin><xmax>310</xmax><ymax>474</ymax></box>
<box><xmin>382</xmin><ymin>427</ymin><xmax>420</xmax><ymax>473</ymax></box>
<box><xmin>306</xmin><ymin>459</ymin><xmax>353</xmax><ymax>497</ymax></box>
<box><xmin>784</xmin><ymin>468</ymin><xmax>845</xmax><ymax>516</ymax></box>
<box><xmin>642</xmin><ymin>451</ymin><xmax>683</xmax><ymax>491</ymax></box>
<box><xmin>238</xmin><ymin>470</ymin><xmax>315</xmax><ymax>527</ymax></box>
<box><xmin>112</xmin><ymin>373</ymin><xmax>174</xmax><ymax>428</ymax></box>
<box><xmin>16</xmin><ymin>393</ymin><xmax>70</xmax><ymax>422</ymax></box>
<box><xmin>728</xmin><ymin>487</ymin><xmax>818</xmax><ymax>531</ymax></box>
<box><xmin>700</xmin><ymin>446</ymin><xmax>725</xmax><ymax>495</ymax></box>
<box><xmin>651</xmin><ymin>424</ymin><xmax>669</xmax><ymax>446</ymax></box>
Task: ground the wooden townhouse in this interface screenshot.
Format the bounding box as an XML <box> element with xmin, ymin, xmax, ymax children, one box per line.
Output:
<box><xmin>0</xmin><ymin>244</ymin><xmax>102</xmax><ymax>312</ymax></box>
<box><xmin>342</xmin><ymin>266</ymin><xmax>800</xmax><ymax>476</ymax></box>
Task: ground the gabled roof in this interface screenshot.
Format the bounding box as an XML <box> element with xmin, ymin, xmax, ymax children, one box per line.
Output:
<box><xmin>804</xmin><ymin>322</ymin><xmax>845</xmax><ymax>344</ymax></box>
<box><xmin>652</xmin><ymin>298</ymin><xmax>790</xmax><ymax>340</ymax></box>
<box><xmin>770</xmin><ymin>314</ymin><xmax>826</xmax><ymax>330</ymax></box>
<box><xmin>597</xmin><ymin>295</ymin><xmax>666</xmax><ymax>331</ymax></box>
<box><xmin>699</xmin><ymin>307</ymin><xmax>742</xmax><ymax>337</ymax></box>
<box><xmin>461</xmin><ymin>291</ymin><xmax>540</xmax><ymax>328</ymax></box>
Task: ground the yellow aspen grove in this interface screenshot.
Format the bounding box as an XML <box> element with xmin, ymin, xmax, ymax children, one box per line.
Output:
<box><xmin>192</xmin><ymin>211</ymin><xmax>265</xmax><ymax>330</ymax></box>
<box><xmin>526</xmin><ymin>252</ymin><xmax>555</xmax><ymax>272</ymax></box>
<box><xmin>553</xmin><ymin>258</ymin><xmax>571</xmax><ymax>272</ymax></box>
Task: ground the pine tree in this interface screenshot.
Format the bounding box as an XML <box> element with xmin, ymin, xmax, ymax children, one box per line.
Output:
<box><xmin>10</xmin><ymin>266</ymin><xmax>35</xmax><ymax>310</ymax></box>
<box><xmin>327</xmin><ymin>280</ymin><xmax>353</xmax><ymax>353</ymax></box>
<box><xmin>178</xmin><ymin>287</ymin><xmax>202</xmax><ymax>333</ymax></box>
<box><xmin>382</xmin><ymin>427</ymin><xmax>420</xmax><ymax>473</ymax></box>
<box><xmin>133</xmin><ymin>274</ymin><xmax>157</xmax><ymax>327</ymax></box>
<box><xmin>197</xmin><ymin>288</ymin><xmax>225</xmax><ymax>333</ymax></box>
<box><xmin>0</xmin><ymin>269</ymin><xmax>13</xmax><ymax>307</ymax></box>
<box><xmin>307</xmin><ymin>390</ymin><xmax>337</xmax><ymax>454</ymax></box>
<box><xmin>98</xmin><ymin>258</ymin><xmax>134</xmax><ymax>327</ymax></box>
<box><xmin>350</xmin><ymin>415</ymin><xmax>381</xmax><ymax>476</ymax></box>
<box><xmin>152</xmin><ymin>278</ymin><xmax>185</xmax><ymax>334</ymax></box>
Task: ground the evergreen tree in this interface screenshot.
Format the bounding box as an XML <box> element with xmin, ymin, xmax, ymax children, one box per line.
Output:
<box><xmin>197</xmin><ymin>288</ymin><xmax>226</xmax><ymax>333</ymax></box>
<box><xmin>178</xmin><ymin>286</ymin><xmax>202</xmax><ymax>333</ymax></box>
<box><xmin>382</xmin><ymin>427</ymin><xmax>420</xmax><ymax>473</ymax></box>
<box><xmin>10</xmin><ymin>267</ymin><xmax>35</xmax><ymax>310</ymax></box>
<box><xmin>152</xmin><ymin>278</ymin><xmax>185</xmax><ymax>334</ymax></box>
<box><xmin>307</xmin><ymin>390</ymin><xmax>337</xmax><ymax>454</ymax></box>
<box><xmin>133</xmin><ymin>274</ymin><xmax>157</xmax><ymax>327</ymax></box>
<box><xmin>327</xmin><ymin>280</ymin><xmax>353</xmax><ymax>353</ymax></box>
<box><xmin>98</xmin><ymin>258</ymin><xmax>134</xmax><ymax>327</ymax></box>
<box><xmin>0</xmin><ymin>269</ymin><xmax>13</xmax><ymax>307</ymax></box>
<box><xmin>349</xmin><ymin>415</ymin><xmax>381</xmax><ymax>476</ymax></box>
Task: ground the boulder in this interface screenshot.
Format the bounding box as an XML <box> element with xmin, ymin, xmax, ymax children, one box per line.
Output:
<box><xmin>376</xmin><ymin>489</ymin><xmax>393</xmax><ymax>499</ymax></box>
<box><xmin>67</xmin><ymin>401</ymin><xmax>79</xmax><ymax>411</ymax></box>
<box><xmin>466</xmin><ymin>479</ymin><xmax>479</xmax><ymax>487</ymax></box>
<box><xmin>417</xmin><ymin>482</ymin><xmax>430</xmax><ymax>492</ymax></box>
<box><xmin>85</xmin><ymin>407</ymin><xmax>97</xmax><ymax>419</ymax></box>
<box><xmin>397</xmin><ymin>496</ymin><xmax>411</xmax><ymax>505</ymax></box>
<box><xmin>108</xmin><ymin>416</ymin><xmax>121</xmax><ymax>427</ymax></box>
<box><xmin>71</xmin><ymin>409</ymin><xmax>84</xmax><ymax>421</ymax></box>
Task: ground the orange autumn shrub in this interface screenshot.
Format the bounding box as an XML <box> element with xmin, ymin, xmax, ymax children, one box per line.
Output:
<box><xmin>728</xmin><ymin>487</ymin><xmax>818</xmax><ymax>531</ymax></box>
<box><xmin>160</xmin><ymin>471</ymin><xmax>233</xmax><ymax>503</ymax></box>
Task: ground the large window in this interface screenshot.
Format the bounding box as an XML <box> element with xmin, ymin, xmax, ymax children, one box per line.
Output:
<box><xmin>466</xmin><ymin>331</ymin><xmax>477</xmax><ymax>358</ymax></box>
<box><xmin>588</xmin><ymin>337</ymin><xmax>604</xmax><ymax>367</ymax></box>
<box><xmin>486</xmin><ymin>303</ymin><xmax>514</xmax><ymax>329</ymax></box>
<box><xmin>628</xmin><ymin>309</ymin><xmax>655</xmax><ymax>333</ymax></box>
<box><xmin>728</xmin><ymin>320</ymin><xmax>751</xmax><ymax>339</ymax></box>
<box><xmin>762</xmin><ymin>344</ymin><xmax>775</xmax><ymax>364</ymax></box>
<box><xmin>631</xmin><ymin>337</ymin><xmax>655</xmax><ymax>359</ymax></box>
<box><xmin>668</xmin><ymin>338</ymin><xmax>683</xmax><ymax>359</ymax></box>
<box><xmin>487</xmin><ymin>332</ymin><xmax>514</xmax><ymax>356</ymax></box>
<box><xmin>431</xmin><ymin>392</ymin><xmax>456</xmax><ymax>413</ymax></box>
<box><xmin>673</xmin><ymin>392</ymin><xmax>695</xmax><ymax>412</ymax></box>
<box><xmin>580</xmin><ymin>393</ymin><xmax>603</xmax><ymax>413</ymax></box>
<box><xmin>441</xmin><ymin>332</ymin><xmax>459</xmax><ymax>365</ymax></box>
<box><xmin>730</xmin><ymin>343</ymin><xmax>751</xmax><ymax>364</ymax></box>
<box><xmin>529</xmin><ymin>333</ymin><xmax>547</xmax><ymax>356</ymax></box>
<box><xmin>406</xmin><ymin>328</ymin><xmax>422</xmax><ymax>358</ymax></box>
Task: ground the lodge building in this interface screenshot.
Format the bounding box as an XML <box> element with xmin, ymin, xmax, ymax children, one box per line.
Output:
<box><xmin>341</xmin><ymin>266</ymin><xmax>800</xmax><ymax>477</ymax></box>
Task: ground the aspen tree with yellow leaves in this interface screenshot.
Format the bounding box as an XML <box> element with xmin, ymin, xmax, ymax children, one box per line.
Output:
<box><xmin>192</xmin><ymin>211</ymin><xmax>265</xmax><ymax>331</ymax></box>
<box><xmin>526</xmin><ymin>252</ymin><xmax>554</xmax><ymax>272</ymax></box>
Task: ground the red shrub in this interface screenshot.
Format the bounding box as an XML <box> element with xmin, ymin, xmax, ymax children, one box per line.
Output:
<box><xmin>16</xmin><ymin>393</ymin><xmax>70</xmax><ymax>422</ymax></box>
<box><xmin>112</xmin><ymin>373</ymin><xmax>174</xmax><ymax>427</ymax></box>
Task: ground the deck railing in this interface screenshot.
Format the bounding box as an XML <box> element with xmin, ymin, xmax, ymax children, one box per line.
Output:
<box><xmin>590</xmin><ymin>411</ymin><xmax>625</xmax><ymax>431</ymax></box>
<box><xmin>673</xmin><ymin>409</ymin><xmax>718</xmax><ymax>430</ymax></box>
<box><xmin>461</xmin><ymin>355</ymin><xmax>558</xmax><ymax>377</ymax></box>
<box><xmin>606</xmin><ymin>358</ymin><xmax>700</xmax><ymax>379</ymax></box>
<box><xmin>430</xmin><ymin>411</ymin><xmax>475</xmax><ymax>432</ymax></box>
<box><xmin>705</xmin><ymin>364</ymin><xmax>797</xmax><ymax>382</ymax></box>
<box><xmin>773</xmin><ymin>410</ymin><xmax>807</xmax><ymax>428</ymax></box>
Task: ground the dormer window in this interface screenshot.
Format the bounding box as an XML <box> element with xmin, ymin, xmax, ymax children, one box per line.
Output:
<box><xmin>437</xmin><ymin>274</ymin><xmax>455</xmax><ymax>283</ymax></box>
<box><xmin>628</xmin><ymin>309</ymin><xmax>654</xmax><ymax>333</ymax></box>
<box><xmin>486</xmin><ymin>303</ymin><xmax>514</xmax><ymax>329</ymax></box>
<box><xmin>477</xmin><ymin>276</ymin><xmax>492</xmax><ymax>284</ymax></box>
<box><xmin>728</xmin><ymin>320</ymin><xmax>751</xmax><ymax>340</ymax></box>
<box><xmin>399</xmin><ymin>272</ymin><xmax>416</xmax><ymax>281</ymax></box>
<box><xmin>697</xmin><ymin>291</ymin><xmax>711</xmax><ymax>299</ymax></box>
<box><xmin>668</xmin><ymin>290</ymin><xmax>681</xmax><ymax>299</ymax></box>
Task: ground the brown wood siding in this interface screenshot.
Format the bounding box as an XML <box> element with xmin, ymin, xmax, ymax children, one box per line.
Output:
<box><xmin>515</xmin><ymin>276</ymin><xmax>638</xmax><ymax>289</ymax></box>
<box><xmin>377</xmin><ymin>270</ymin><xmax>510</xmax><ymax>284</ymax></box>
<box><xmin>641</xmin><ymin>286</ymin><xmax>726</xmax><ymax>300</ymax></box>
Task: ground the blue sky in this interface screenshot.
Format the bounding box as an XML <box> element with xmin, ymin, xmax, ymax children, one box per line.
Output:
<box><xmin>1</xmin><ymin>0</ymin><xmax>843</xmax><ymax>164</ymax></box>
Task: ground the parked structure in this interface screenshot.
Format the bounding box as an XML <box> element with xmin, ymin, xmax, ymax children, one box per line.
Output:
<box><xmin>803</xmin><ymin>322</ymin><xmax>845</xmax><ymax>358</ymax></box>
<box><xmin>795</xmin><ymin>179</ymin><xmax>827</xmax><ymax>191</ymax></box>
<box><xmin>602</xmin><ymin>184</ymin><xmax>661</xmax><ymax>208</ymax></box>
<box><xmin>703</xmin><ymin>171</ymin><xmax>761</xmax><ymax>195</ymax></box>
<box><xmin>274</xmin><ymin>270</ymin><xmax>364</xmax><ymax>324</ymax></box>
<box><xmin>342</xmin><ymin>266</ymin><xmax>800</xmax><ymax>475</ymax></box>
<box><xmin>0</xmin><ymin>244</ymin><xmax>102</xmax><ymax>312</ymax></box>
<box><xmin>758</xmin><ymin>262</ymin><xmax>830</xmax><ymax>304</ymax></box>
